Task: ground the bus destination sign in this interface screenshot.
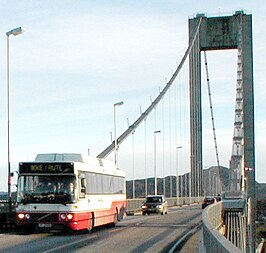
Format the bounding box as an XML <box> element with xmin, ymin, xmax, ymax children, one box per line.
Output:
<box><xmin>19</xmin><ymin>162</ymin><xmax>74</xmax><ymax>174</ymax></box>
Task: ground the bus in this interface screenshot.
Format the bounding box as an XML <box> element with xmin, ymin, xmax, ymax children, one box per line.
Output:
<box><xmin>16</xmin><ymin>153</ymin><xmax>126</xmax><ymax>233</ymax></box>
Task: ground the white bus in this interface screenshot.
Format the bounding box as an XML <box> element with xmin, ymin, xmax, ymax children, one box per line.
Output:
<box><xmin>16</xmin><ymin>153</ymin><xmax>126</xmax><ymax>233</ymax></box>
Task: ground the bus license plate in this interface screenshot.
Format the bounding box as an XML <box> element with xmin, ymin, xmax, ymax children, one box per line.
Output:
<box><xmin>38</xmin><ymin>223</ymin><xmax>52</xmax><ymax>228</ymax></box>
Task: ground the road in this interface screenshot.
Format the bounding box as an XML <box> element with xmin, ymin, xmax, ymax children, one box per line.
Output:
<box><xmin>0</xmin><ymin>205</ymin><xmax>202</xmax><ymax>253</ymax></box>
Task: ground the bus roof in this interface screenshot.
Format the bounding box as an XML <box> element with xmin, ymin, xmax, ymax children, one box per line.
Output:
<box><xmin>33</xmin><ymin>153</ymin><xmax>123</xmax><ymax>176</ymax></box>
<box><xmin>35</xmin><ymin>153</ymin><xmax>83</xmax><ymax>162</ymax></box>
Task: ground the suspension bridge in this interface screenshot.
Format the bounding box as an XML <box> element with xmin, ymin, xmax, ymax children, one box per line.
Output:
<box><xmin>0</xmin><ymin>10</ymin><xmax>258</xmax><ymax>253</ymax></box>
<box><xmin>96</xmin><ymin>11</ymin><xmax>256</xmax><ymax>252</ymax></box>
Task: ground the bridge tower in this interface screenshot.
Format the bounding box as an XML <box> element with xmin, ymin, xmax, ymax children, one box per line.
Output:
<box><xmin>229</xmin><ymin>44</ymin><xmax>244</xmax><ymax>192</ymax></box>
<box><xmin>189</xmin><ymin>12</ymin><xmax>255</xmax><ymax>252</ymax></box>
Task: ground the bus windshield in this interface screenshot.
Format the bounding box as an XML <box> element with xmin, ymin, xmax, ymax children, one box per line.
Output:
<box><xmin>17</xmin><ymin>175</ymin><xmax>76</xmax><ymax>204</ymax></box>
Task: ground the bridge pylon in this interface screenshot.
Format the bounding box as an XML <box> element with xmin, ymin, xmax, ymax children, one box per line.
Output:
<box><xmin>189</xmin><ymin>11</ymin><xmax>255</xmax><ymax>252</ymax></box>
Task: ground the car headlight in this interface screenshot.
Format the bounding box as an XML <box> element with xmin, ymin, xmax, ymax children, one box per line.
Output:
<box><xmin>17</xmin><ymin>213</ymin><xmax>30</xmax><ymax>220</ymax></box>
<box><xmin>156</xmin><ymin>205</ymin><xmax>163</xmax><ymax>209</ymax></box>
<box><xmin>25</xmin><ymin>214</ymin><xmax>31</xmax><ymax>219</ymax></box>
<box><xmin>18</xmin><ymin>213</ymin><xmax>25</xmax><ymax>219</ymax></box>
<box><xmin>142</xmin><ymin>205</ymin><xmax>147</xmax><ymax>209</ymax></box>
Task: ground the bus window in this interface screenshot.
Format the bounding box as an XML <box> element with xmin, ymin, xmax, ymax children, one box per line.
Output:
<box><xmin>17</xmin><ymin>175</ymin><xmax>76</xmax><ymax>204</ymax></box>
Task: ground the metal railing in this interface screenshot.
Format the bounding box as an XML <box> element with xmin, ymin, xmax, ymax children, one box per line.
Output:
<box><xmin>126</xmin><ymin>196</ymin><xmax>203</xmax><ymax>214</ymax></box>
<box><xmin>0</xmin><ymin>197</ymin><xmax>203</xmax><ymax>216</ymax></box>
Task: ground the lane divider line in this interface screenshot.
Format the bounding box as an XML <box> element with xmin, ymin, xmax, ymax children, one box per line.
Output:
<box><xmin>168</xmin><ymin>222</ymin><xmax>202</xmax><ymax>253</ymax></box>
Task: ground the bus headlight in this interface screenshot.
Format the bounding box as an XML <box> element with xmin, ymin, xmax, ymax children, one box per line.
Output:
<box><xmin>60</xmin><ymin>214</ymin><xmax>66</xmax><ymax>220</ymax></box>
<box><xmin>59</xmin><ymin>213</ymin><xmax>74</xmax><ymax>221</ymax></box>
<box><xmin>67</xmin><ymin>214</ymin><xmax>73</xmax><ymax>220</ymax></box>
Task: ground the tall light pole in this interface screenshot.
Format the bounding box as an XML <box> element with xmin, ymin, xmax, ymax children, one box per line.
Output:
<box><xmin>176</xmin><ymin>146</ymin><xmax>182</xmax><ymax>200</ymax></box>
<box><xmin>6</xmin><ymin>26</ymin><xmax>24</xmax><ymax>214</ymax></box>
<box><xmin>144</xmin><ymin>118</ymin><xmax>147</xmax><ymax>197</ymax></box>
<box><xmin>132</xmin><ymin>130</ymin><xmax>135</xmax><ymax>198</ymax></box>
<box><xmin>154</xmin><ymin>130</ymin><xmax>161</xmax><ymax>195</ymax></box>
<box><xmin>127</xmin><ymin>117</ymin><xmax>135</xmax><ymax>199</ymax></box>
<box><xmin>113</xmin><ymin>101</ymin><xmax>123</xmax><ymax>166</ymax></box>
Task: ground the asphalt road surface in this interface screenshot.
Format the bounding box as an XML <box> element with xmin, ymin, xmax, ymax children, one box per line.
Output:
<box><xmin>0</xmin><ymin>205</ymin><xmax>202</xmax><ymax>253</ymax></box>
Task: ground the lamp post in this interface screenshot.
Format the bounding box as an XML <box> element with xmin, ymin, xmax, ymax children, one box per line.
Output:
<box><xmin>127</xmin><ymin>117</ymin><xmax>135</xmax><ymax>199</ymax></box>
<box><xmin>176</xmin><ymin>146</ymin><xmax>182</xmax><ymax>200</ymax></box>
<box><xmin>144</xmin><ymin>118</ymin><xmax>147</xmax><ymax>197</ymax></box>
<box><xmin>6</xmin><ymin>26</ymin><xmax>24</xmax><ymax>214</ymax></box>
<box><xmin>113</xmin><ymin>101</ymin><xmax>123</xmax><ymax>166</ymax></box>
<box><xmin>154</xmin><ymin>130</ymin><xmax>161</xmax><ymax>195</ymax></box>
<box><xmin>132</xmin><ymin>130</ymin><xmax>135</xmax><ymax>198</ymax></box>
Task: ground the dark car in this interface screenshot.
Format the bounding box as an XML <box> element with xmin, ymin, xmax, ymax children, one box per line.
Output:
<box><xmin>202</xmin><ymin>196</ymin><xmax>215</xmax><ymax>209</ymax></box>
<box><xmin>141</xmin><ymin>195</ymin><xmax>168</xmax><ymax>215</ymax></box>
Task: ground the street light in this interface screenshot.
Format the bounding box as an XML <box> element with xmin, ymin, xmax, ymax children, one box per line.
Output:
<box><xmin>176</xmin><ymin>146</ymin><xmax>182</xmax><ymax>200</ymax></box>
<box><xmin>6</xmin><ymin>26</ymin><xmax>24</xmax><ymax>214</ymax></box>
<box><xmin>113</xmin><ymin>101</ymin><xmax>124</xmax><ymax>166</ymax></box>
<box><xmin>127</xmin><ymin>117</ymin><xmax>135</xmax><ymax>199</ymax></box>
<box><xmin>6</xmin><ymin>27</ymin><xmax>24</xmax><ymax>37</ymax></box>
<box><xmin>154</xmin><ymin>130</ymin><xmax>161</xmax><ymax>195</ymax></box>
<box><xmin>144</xmin><ymin>117</ymin><xmax>147</xmax><ymax>197</ymax></box>
<box><xmin>131</xmin><ymin>130</ymin><xmax>135</xmax><ymax>198</ymax></box>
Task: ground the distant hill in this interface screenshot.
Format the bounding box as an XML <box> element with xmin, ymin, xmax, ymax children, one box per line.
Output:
<box><xmin>126</xmin><ymin>174</ymin><xmax>190</xmax><ymax>199</ymax></box>
<box><xmin>126</xmin><ymin>166</ymin><xmax>266</xmax><ymax>199</ymax></box>
<box><xmin>126</xmin><ymin>166</ymin><xmax>229</xmax><ymax>198</ymax></box>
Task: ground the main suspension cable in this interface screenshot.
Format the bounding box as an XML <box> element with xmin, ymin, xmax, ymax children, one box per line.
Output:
<box><xmin>97</xmin><ymin>17</ymin><xmax>203</xmax><ymax>158</ymax></box>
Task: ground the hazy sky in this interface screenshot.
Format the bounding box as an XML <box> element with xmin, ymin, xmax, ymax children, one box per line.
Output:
<box><xmin>0</xmin><ymin>1</ymin><xmax>265</xmax><ymax>191</ymax></box>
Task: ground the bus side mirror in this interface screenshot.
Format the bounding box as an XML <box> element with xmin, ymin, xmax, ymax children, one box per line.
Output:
<box><xmin>81</xmin><ymin>186</ymin><xmax>86</xmax><ymax>193</ymax></box>
<box><xmin>79</xmin><ymin>177</ymin><xmax>86</xmax><ymax>197</ymax></box>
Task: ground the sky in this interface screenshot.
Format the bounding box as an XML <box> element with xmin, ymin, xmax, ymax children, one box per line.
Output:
<box><xmin>0</xmin><ymin>0</ymin><xmax>265</xmax><ymax>191</ymax></box>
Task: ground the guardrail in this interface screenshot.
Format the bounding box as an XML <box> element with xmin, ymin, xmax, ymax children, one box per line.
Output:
<box><xmin>201</xmin><ymin>202</ymin><xmax>242</xmax><ymax>253</ymax></box>
<box><xmin>0</xmin><ymin>197</ymin><xmax>202</xmax><ymax>216</ymax></box>
<box><xmin>0</xmin><ymin>197</ymin><xmax>202</xmax><ymax>223</ymax></box>
<box><xmin>126</xmin><ymin>196</ymin><xmax>203</xmax><ymax>214</ymax></box>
